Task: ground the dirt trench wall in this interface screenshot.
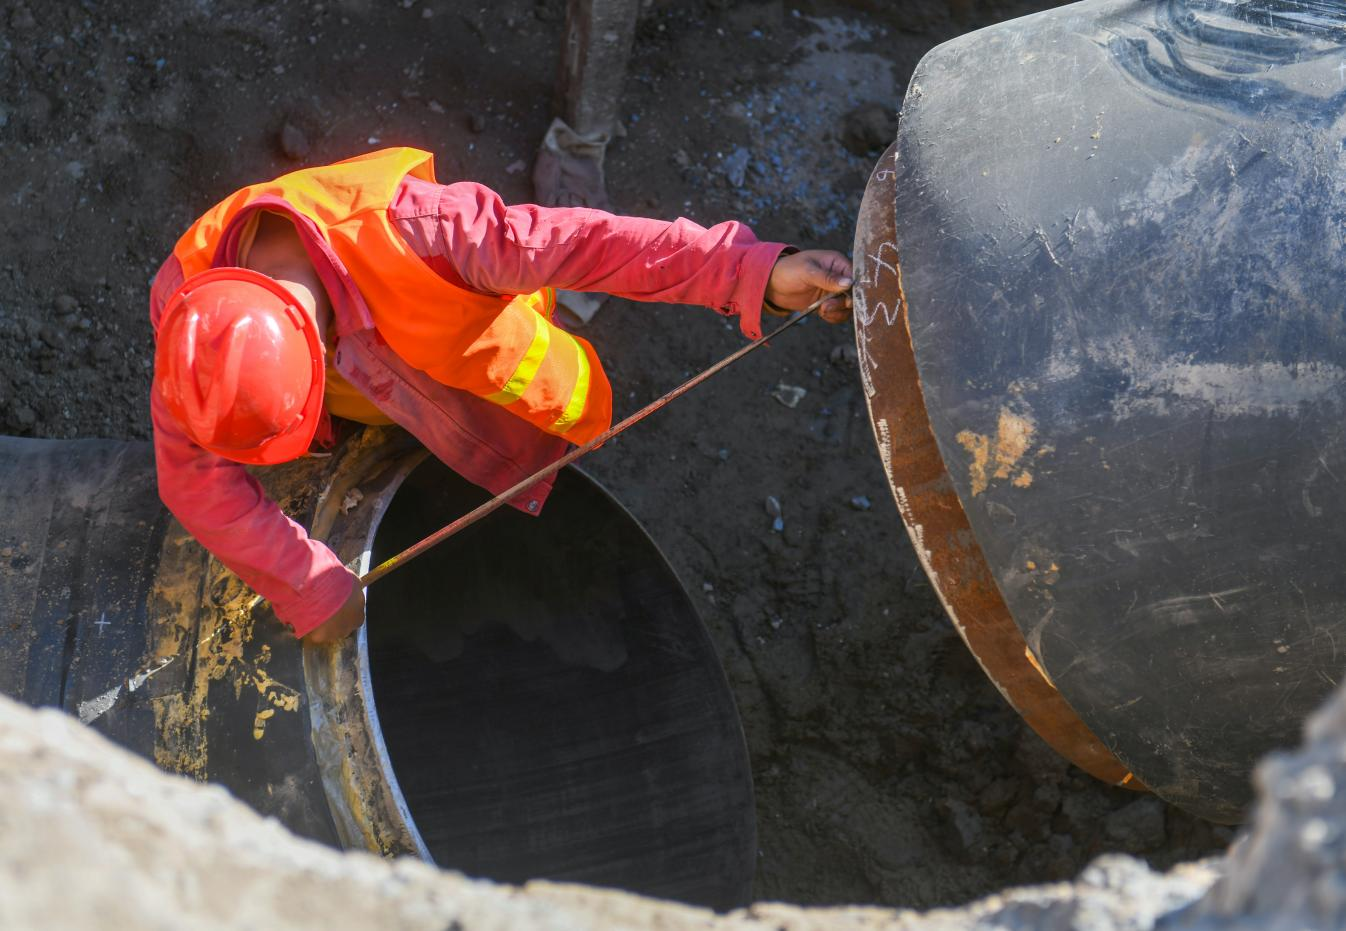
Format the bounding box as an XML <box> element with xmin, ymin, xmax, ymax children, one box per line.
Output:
<box><xmin>6</xmin><ymin>677</ymin><xmax>1346</xmax><ymax>931</ymax></box>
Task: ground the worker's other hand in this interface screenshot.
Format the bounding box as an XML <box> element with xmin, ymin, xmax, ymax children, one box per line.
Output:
<box><xmin>764</xmin><ymin>250</ymin><xmax>853</xmax><ymax>324</ymax></box>
<box><xmin>304</xmin><ymin>572</ymin><xmax>366</xmax><ymax>645</ymax></box>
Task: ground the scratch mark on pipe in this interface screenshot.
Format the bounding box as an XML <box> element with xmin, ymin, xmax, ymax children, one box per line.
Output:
<box><xmin>77</xmin><ymin>627</ymin><xmax>223</xmax><ymax>726</ymax></box>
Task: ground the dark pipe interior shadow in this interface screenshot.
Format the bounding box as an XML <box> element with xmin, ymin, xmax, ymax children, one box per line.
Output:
<box><xmin>365</xmin><ymin>461</ymin><xmax>755</xmax><ymax>910</ymax></box>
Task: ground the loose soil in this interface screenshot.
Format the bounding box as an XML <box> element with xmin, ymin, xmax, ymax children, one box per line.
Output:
<box><xmin>0</xmin><ymin>0</ymin><xmax>1228</xmax><ymax>910</ymax></box>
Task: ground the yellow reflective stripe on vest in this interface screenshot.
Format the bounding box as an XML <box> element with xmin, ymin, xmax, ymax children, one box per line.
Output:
<box><xmin>553</xmin><ymin>332</ymin><xmax>591</xmax><ymax>433</ymax></box>
<box><xmin>487</xmin><ymin>311</ymin><xmax>550</xmax><ymax>405</ymax></box>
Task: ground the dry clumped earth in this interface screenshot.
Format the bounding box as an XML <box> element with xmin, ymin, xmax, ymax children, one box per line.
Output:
<box><xmin>0</xmin><ymin>691</ymin><xmax>1223</xmax><ymax>931</ymax></box>
<box><xmin>0</xmin><ymin>0</ymin><xmax>1230</xmax><ymax>910</ymax></box>
<box><xmin>7</xmin><ymin>654</ymin><xmax>1346</xmax><ymax>930</ymax></box>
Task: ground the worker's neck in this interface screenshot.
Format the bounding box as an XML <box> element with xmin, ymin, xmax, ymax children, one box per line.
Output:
<box><xmin>244</xmin><ymin>212</ymin><xmax>334</xmax><ymax>342</ymax></box>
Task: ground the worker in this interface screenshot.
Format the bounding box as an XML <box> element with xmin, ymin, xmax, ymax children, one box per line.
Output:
<box><xmin>150</xmin><ymin>147</ymin><xmax>853</xmax><ymax>644</ymax></box>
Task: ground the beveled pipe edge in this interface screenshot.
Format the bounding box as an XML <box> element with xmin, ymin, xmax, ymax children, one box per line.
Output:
<box><xmin>302</xmin><ymin>427</ymin><xmax>434</xmax><ymax>859</ymax></box>
<box><xmin>852</xmin><ymin>141</ymin><xmax>1139</xmax><ymax>789</ymax></box>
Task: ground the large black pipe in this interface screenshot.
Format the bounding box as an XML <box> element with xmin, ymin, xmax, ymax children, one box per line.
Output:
<box><xmin>857</xmin><ymin>0</ymin><xmax>1346</xmax><ymax>823</ymax></box>
<box><xmin>0</xmin><ymin>429</ymin><xmax>755</xmax><ymax>908</ymax></box>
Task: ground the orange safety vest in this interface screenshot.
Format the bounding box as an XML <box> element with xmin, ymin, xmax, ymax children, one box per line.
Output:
<box><xmin>169</xmin><ymin>148</ymin><xmax>613</xmax><ymax>443</ymax></box>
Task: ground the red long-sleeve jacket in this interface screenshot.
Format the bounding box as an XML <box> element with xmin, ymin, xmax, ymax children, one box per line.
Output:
<box><xmin>151</xmin><ymin>175</ymin><xmax>786</xmax><ymax>635</ymax></box>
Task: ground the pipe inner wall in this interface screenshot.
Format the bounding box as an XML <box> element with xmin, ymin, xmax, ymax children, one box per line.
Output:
<box><xmin>363</xmin><ymin>459</ymin><xmax>757</xmax><ymax>910</ymax></box>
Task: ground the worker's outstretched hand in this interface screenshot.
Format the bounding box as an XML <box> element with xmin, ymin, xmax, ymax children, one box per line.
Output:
<box><xmin>764</xmin><ymin>250</ymin><xmax>853</xmax><ymax>324</ymax></box>
<box><xmin>304</xmin><ymin>571</ymin><xmax>366</xmax><ymax>645</ymax></box>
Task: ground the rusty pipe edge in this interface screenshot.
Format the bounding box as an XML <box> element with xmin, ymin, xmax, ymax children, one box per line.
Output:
<box><xmin>143</xmin><ymin>427</ymin><xmax>433</xmax><ymax>859</ymax></box>
<box><xmin>302</xmin><ymin>429</ymin><xmax>431</xmax><ymax>859</ymax></box>
<box><xmin>851</xmin><ymin>143</ymin><xmax>1140</xmax><ymax>790</ymax></box>
<box><xmin>0</xmin><ymin>430</ymin><xmax>439</xmax><ymax>855</ymax></box>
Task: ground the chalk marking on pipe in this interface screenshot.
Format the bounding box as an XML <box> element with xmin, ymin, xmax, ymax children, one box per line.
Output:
<box><xmin>875</xmin><ymin>418</ymin><xmax>894</xmax><ymax>482</ymax></box>
<box><xmin>892</xmin><ymin>484</ymin><xmax>912</xmax><ymax>521</ymax></box>
<box><xmin>891</xmin><ymin>481</ymin><xmax>1024</xmax><ymax>712</ymax></box>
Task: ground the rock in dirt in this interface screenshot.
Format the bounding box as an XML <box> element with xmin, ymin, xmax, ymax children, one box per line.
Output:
<box><xmin>771</xmin><ymin>383</ymin><xmax>807</xmax><ymax>409</ymax></box>
<box><xmin>941</xmin><ymin>797</ymin><xmax>988</xmax><ymax>859</ymax></box>
<box><xmin>721</xmin><ymin>147</ymin><xmax>750</xmax><ymax>189</ymax></box>
<box><xmin>1106</xmin><ymin>798</ymin><xmax>1168</xmax><ymax>852</ymax></box>
<box><xmin>978</xmin><ymin>778</ymin><xmax>1019</xmax><ymax>818</ymax></box>
<box><xmin>830</xmin><ymin>343</ymin><xmax>859</xmax><ymax>367</ymax></box>
<box><xmin>9</xmin><ymin>7</ymin><xmax>35</xmax><ymax>32</ymax></box>
<box><xmin>1058</xmin><ymin>790</ymin><xmax>1109</xmax><ymax>835</ymax></box>
<box><xmin>765</xmin><ymin>495</ymin><xmax>784</xmax><ymax>533</ymax></box>
<box><xmin>840</xmin><ymin>102</ymin><xmax>898</xmax><ymax>157</ymax></box>
<box><xmin>53</xmin><ymin>294</ymin><xmax>78</xmax><ymax>318</ymax></box>
<box><xmin>19</xmin><ymin>90</ymin><xmax>51</xmax><ymax>129</ymax></box>
<box><xmin>279</xmin><ymin>122</ymin><xmax>311</xmax><ymax>161</ymax></box>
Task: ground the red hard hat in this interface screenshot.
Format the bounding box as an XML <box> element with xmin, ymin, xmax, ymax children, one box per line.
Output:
<box><xmin>154</xmin><ymin>267</ymin><xmax>325</xmax><ymax>465</ymax></box>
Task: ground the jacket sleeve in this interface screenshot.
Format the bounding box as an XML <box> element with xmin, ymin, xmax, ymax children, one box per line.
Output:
<box><xmin>409</xmin><ymin>180</ymin><xmax>789</xmax><ymax>340</ymax></box>
<box><xmin>149</xmin><ymin>259</ymin><xmax>354</xmax><ymax>638</ymax></box>
<box><xmin>151</xmin><ymin>395</ymin><xmax>355</xmax><ymax>637</ymax></box>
